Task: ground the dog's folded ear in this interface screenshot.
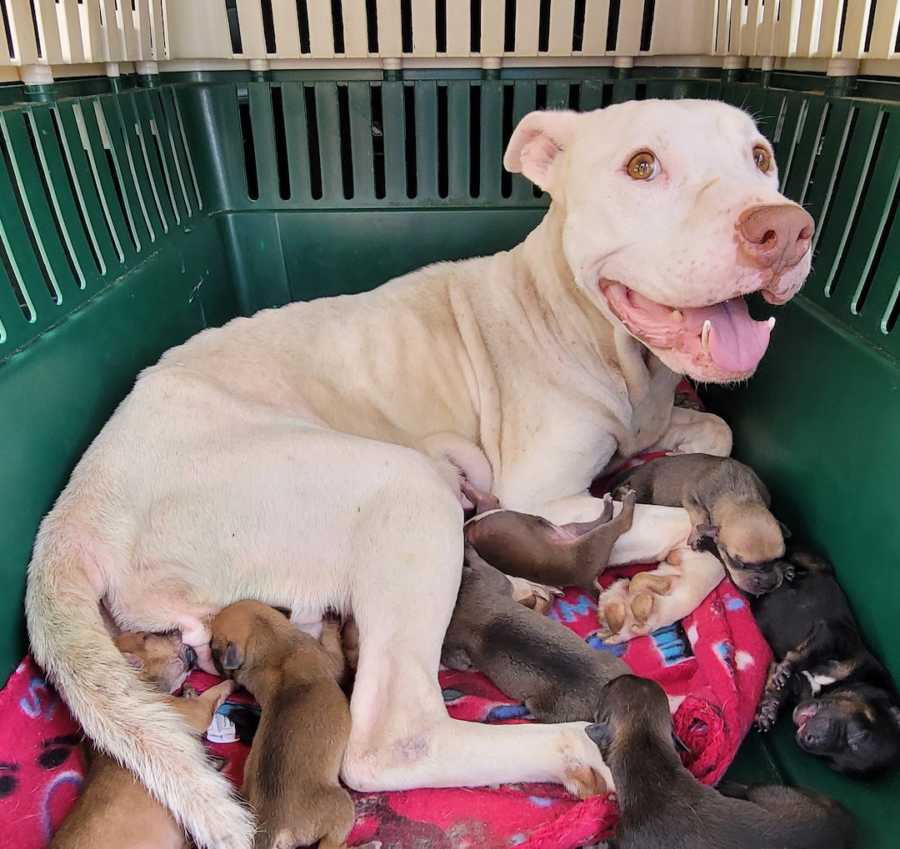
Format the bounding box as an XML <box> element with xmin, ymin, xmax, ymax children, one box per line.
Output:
<box><xmin>503</xmin><ymin>110</ymin><xmax>579</xmax><ymax>195</ymax></box>
<box><xmin>585</xmin><ymin>721</ymin><xmax>613</xmax><ymax>752</ymax></box>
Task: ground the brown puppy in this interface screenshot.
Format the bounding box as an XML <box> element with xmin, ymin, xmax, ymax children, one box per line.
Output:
<box><xmin>462</xmin><ymin>481</ymin><xmax>637</xmax><ymax>590</ymax></box>
<box><xmin>50</xmin><ymin>633</ymin><xmax>233</xmax><ymax>849</ymax></box>
<box><xmin>442</xmin><ymin>550</ymin><xmax>628</xmax><ymax>728</ymax></box>
<box><xmin>588</xmin><ymin>675</ymin><xmax>855</xmax><ymax>849</ymax></box>
<box><xmin>210</xmin><ymin>601</ymin><xmax>353</xmax><ymax>849</ymax></box>
<box><xmin>612</xmin><ymin>453</ymin><xmax>786</xmax><ymax>594</ymax></box>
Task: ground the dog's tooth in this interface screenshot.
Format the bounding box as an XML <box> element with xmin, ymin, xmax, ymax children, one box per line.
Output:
<box><xmin>670</xmin><ymin>309</ymin><xmax>684</xmax><ymax>322</ymax></box>
<box><xmin>701</xmin><ymin>320</ymin><xmax>712</xmax><ymax>351</ymax></box>
<box><xmin>767</xmin><ymin>317</ymin><xmax>776</xmax><ymax>330</ymax></box>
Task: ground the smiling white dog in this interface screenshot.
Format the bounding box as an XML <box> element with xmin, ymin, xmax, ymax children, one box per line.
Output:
<box><xmin>26</xmin><ymin>99</ymin><xmax>813</xmax><ymax>849</ymax></box>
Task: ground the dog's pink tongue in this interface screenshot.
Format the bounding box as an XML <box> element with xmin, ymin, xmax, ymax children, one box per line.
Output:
<box><xmin>687</xmin><ymin>297</ymin><xmax>773</xmax><ymax>374</ymax></box>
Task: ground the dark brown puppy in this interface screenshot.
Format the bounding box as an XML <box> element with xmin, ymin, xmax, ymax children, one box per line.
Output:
<box><xmin>51</xmin><ymin>632</ymin><xmax>233</xmax><ymax>849</ymax></box>
<box><xmin>753</xmin><ymin>549</ymin><xmax>900</xmax><ymax>776</ymax></box>
<box><xmin>210</xmin><ymin>601</ymin><xmax>353</xmax><ymax>849</ymax></box>
<box><xmin>442</xmin><ymin>549</ymin><xmax>629</xmax><ymax>724</ymax></box>
<box><xmin>612</xmin><ymin>453</ymin><xmax>786</xmax><ymax>594</ymax></box>
<box><xmin>588</xmin><ymin>675</ymin><xmax>855</xmax><ymax>849</ymax></box>
<box><xmin>462</xmin><ymin>481</ymin><xmax>636</xmax><ymax>589</ymax></box>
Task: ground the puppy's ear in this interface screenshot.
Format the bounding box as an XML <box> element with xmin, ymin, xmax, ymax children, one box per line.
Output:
<box><xmin>123</xmin><ymin>653</ymin><xmax>144</xmax><ymax>671</ymax></box>
<box><xmin>585</xmin><ymin>721</ymin><xmax>613</xmax><ymax>751</ymax></box>
<box><xmin>503</xmin><ymin>110</ymin><xmax>579</xmax><ymax>195</ymax></box>
<box><xmin>778</xmin><ymin>521</ymin><xmax>792</xmax><ymax>540</ymax></box>
<box><xmin>222</xmin><ymin>641</ymin><xmax>243</xmax><ymax>671</ymax></box>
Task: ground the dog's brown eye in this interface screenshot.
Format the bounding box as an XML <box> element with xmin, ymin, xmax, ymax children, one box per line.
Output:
<box><xmin>753</xmin><ymin>145</ymin><xmax>772</xmax><ymax>173</ymax></box>
<box><xmin>626</xmin><ymin>151</ymin><xmax>658</xmax><ymax>181</ymax></box>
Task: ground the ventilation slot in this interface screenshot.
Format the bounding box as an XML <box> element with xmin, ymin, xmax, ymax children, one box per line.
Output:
<box><xmin>51</xmin><ymin>109</ymin><xmax>105</xmax><ymax>274</ymax></box>
<box><xmin>836</xmin><ymin>0</ymin><xmax>849</xmax><ymax>52</ymax></box>
<box><xmin>436</xmin><ymin>0</ymin><xmax>447</xmax><ymax>52</ymax></box>
<box><xmin>469</xmin><ymin>84</ymin><xmax>481</xmax><ymax>198</ymax></box>
<box><xmin>825</xmin><ymin>111</ymin><xmax>885</xmax><ymax>296</ymax></box>
<box><xmin>569</xmin><ymin>83</ymin><xmax>581</xmax><ymax>112</ymax></box>
<box><xmin>799</xmin><ymin>103</ymin><xmax>831</xmax><ymax>206</ymax></box>
<box><xmin>572</xmin><ymin>0</ymin><xmax>586</xmax><ymax>50</ymax></box>
<box><xmin>24</xmin><ymin>112</ymin><xmax>85</xmax><ymax>288</ymax></box>
<box><xmin>504</xmin><ymin>0</ymin><xmax>516</xmax><ymax>51</ymax></box>
<box><xmin>883</xmin><ymin>279</ymin><xmax>900</xmax><ymax>333</ymax></box>
<box><xmin>403</xmin><ymin>85</ymin><xmax>417</xmax><ymax>199</ymax></box>
<box><xmin>500</xmin><ymin>85</ymin><xmax>514</xmax><ymax>198</ymax></box>
<box><xmin>640</xmin><ymin>0</ymin><xmax>655</xmax><ymax>51</ymax></box>
<box><xmin>0</xmin><ymin>122</ymin><xmax>58</xmax><ymax>305</ymax></box>
<box><xmin>366</xmin><ymin>0</ymin><xmax>378</xmax><ymax>52</ymax></box>
<box><xmin>331</xmin><ymin>0</ymin><xmax>345</xmax><ymax>53</ymax></box>
<box><xmin>470</xmin><ymin>0</ymin><xmax>481</xmax><ymax>51</ymax></box>
<box><xmin>303</xmin><ymin>86</ymin><xmax>323</xmax><ymax>200</ymax></box>
<box><xmin>297</xmin><ymin>0</ymin><xmax>310</xmax><ymax>53</ymax></box>
<box><xmin>811</xmin><ymin>108</ymin><xmax>857</xmax><ymax>243</ymax></box>
<box><xmin>538</xmin><ymin>0</ymin><xmax>551</xmax><ymax>52</ymax></box>
<box><xmin>238</xmin><ymin>92</ymin><xmax>259</xmax><ymax>201</ymax></box>
<box><xmin>28</xmin><ymin>0</ymin><xmax>42</xmax><ymax>58</ymax></box>
<box><xmin>94</xmin><ymin>104</ymin><xmax>140</xmax><ymax>253</ymax></box>
<box><xmin>437</xmin><ymin>85</ymin><xmax>448</xmax><ymax>198</ymax></box>
<box><xmin>533</xmin><ymin>84</ymin><xmax>547</xmax><ymax>199</ymax></box>
<box><xmin>153</xmin><ymin>92</ymin><xmax>192</xmax><ymax>217</ymax></box>
<box><xmin>272</xmin><ymin>87</ymin><xmax>290</xmax><ymax>200</ymax></box>
<box><xmin>864</xmin><ymin>0</ymin><xmax>877</xmax><ymax>52</ymax></box>
<box><xmin>0</xmin><ymin>1</ymin><xmax>14</xmax><ymax>59</ymax></box>
<box><xmin>170</xmin><ymin>91</ymin><xmax>203</xmax><ymax>211</ymax></box>
<box><xmin>260</xmin><ymin>0</ymin><xmax>276</xmax><ymax>53</ymax></box>
<box><xmin>400</xmin><ymin>0</ymin><xmax>412</xmax><ymax>53</ymax></box>
<box><xmin>337</xmin><ymin>85</ymin><xmax>354</xmax><ymax>200</ymax></box>
<box><xmin>777</xmin><ymin>100</ymin><xmax>807</xmax><ymax>193</ymax></box>
<box><xmin>371</xmin><ymin>85</ymin><xmax>385</xmax><ymax>199</ymax></box>
<box><xmin>225</xmin><ymin>0</ymin><xmax>243</xmax><ymax>53</ymax></box>
<box><xmin>0</xmin><ymin>224</ymin><xmax>32</xmax><ymax>320</ymax></box>
<box><xmin>635</xmin><ymin>82</ymin><xmax>647</xmax><ymax>101</ymax></box>
<box><xmin>132</xmin><ymin>113</ymin><xmax>170</xmax><ymax>236</ymax></box>
<box><xmin>606</xmin><ymin>0</ymin><xmax>621</xmax><ymax>51</ymax></box>
<box><xmin>853</xmin><ymin>176</ymin><xmax>900</xmax><ymax>315</ymax></box>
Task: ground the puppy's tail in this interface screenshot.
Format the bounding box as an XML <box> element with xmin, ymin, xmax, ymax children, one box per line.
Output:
<box><xmin>25</xmin><ymin>525</ymin><xmax>254</xmax><ymax>849</ymax></box>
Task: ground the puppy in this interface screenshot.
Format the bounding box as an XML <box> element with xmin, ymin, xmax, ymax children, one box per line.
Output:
<box><xmin>588</xmin><ymin>675</ymin><xmax>855</xmax><ymax>849</ymax></box>
<box><xmin>210</xmin><ymin>601</ymin><xmax>354</xmax><ymax>849</ymax></box>
<box><xmin>51</xmin><ymin>632</ymin><xmax>233</xmax><ymax>849</ymax></box>
<box><xmin>462</xmin><ymin>480</ymin><xmax>637</xmax><ymax>590</ymax></box>
<box><xmin>753</xmin><ymin>549</ymin><xmax>900</xmax><ymax>776</ymax></box>
<box><xmin>612</xmin><ymin>453</ymin><xmax>786</xmax><ymax>594</ymax></box>
<box><xmin>442</xmin><ymin>549</ymin><xmax>628</xmax><ymax>729</ymax></box>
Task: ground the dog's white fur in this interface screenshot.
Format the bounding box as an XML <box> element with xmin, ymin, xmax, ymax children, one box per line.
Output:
<box><xmin>25</xmin><ymin>100</ymin><xmax>810</xmax><ymax>849</ymax></box>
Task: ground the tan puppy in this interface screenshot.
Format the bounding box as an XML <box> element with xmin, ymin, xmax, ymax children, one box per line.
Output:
<box><xmin>50</xmin><ymin>632</ymin><xmax>233</xmax><ymax>849</ymax></box>
<box><xmin>210</xmin><ymin>601</ymin><xmax>354</xmax><ymax>849</ymax></box>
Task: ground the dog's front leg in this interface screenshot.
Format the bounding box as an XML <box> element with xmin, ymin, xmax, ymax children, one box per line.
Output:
<box><xmin>652</xmin><ymin>406</ymin><xmax>733</xmax><ymax>457</ymax></box>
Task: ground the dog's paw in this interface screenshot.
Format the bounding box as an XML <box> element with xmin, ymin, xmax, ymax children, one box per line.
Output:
<box><xmin>596</xmin><ymin>574</ymin><xmax>672</xmax><ymax>644</ymax></box>
<box><xmin>755</xmin><ymin>697</ymin><xmax>781</xmax><ymax>732</ymax></box>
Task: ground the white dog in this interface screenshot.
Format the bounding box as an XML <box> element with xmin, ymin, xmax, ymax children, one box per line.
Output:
<box><xmin>26</xmin><ymin>99</ymin><xmax>812</xmax><ymax>849</ymax></box>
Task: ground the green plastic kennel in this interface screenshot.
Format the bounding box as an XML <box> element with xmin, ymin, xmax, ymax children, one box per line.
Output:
<box><xmin>1</xmin><ymin>1</ymin><xmax>899</xmax><ymax>846</ymax></box>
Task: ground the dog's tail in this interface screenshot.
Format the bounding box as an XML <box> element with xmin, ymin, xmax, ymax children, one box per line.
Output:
<box><xmin>25</xmin><ymin>526</ymin><xmax>255</xmax><ymax>849</ymax></box>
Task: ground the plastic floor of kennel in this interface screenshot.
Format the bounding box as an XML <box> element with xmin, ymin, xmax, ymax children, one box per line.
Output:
<box><xmin>0</xmin><ymin>67</ymin><xmax>898</xmax><ymax>847</ymax></box>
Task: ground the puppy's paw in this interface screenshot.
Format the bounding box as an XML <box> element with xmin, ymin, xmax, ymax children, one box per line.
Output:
<box><xmin>755</xmin><ymin>697</ymin><xmax>781</xmax><ymax>732</ymax></box>
<box><xmin>770</xmin><ymin>660</ymin><xmax>794</xmax><ymax>691</ymax></box>
<box><xmin>781</xmin><ymin>563</ymin><xmax>796</xmax><ymax>583</ymax></box>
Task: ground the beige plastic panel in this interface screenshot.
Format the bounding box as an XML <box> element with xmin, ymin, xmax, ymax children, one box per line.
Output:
<box><xmin>0</xmin><ymin>1</ymin><xmax>896</xmax><ymax>76</ymax></box>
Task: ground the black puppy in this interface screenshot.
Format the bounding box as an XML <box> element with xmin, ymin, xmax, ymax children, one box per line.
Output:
<box><xmin>588</xmin><ymin>675</ymin><xmax>855</xmax><ymax>849</ymax></box>
<box><xmin>753</xmin><ymin>549</ymin><xmax>900</xmax><ymax>776</ymax></box>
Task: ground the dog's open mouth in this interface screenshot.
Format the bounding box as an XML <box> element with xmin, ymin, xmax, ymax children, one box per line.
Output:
<box><xmin>601</xmin><ymin>281</ymin><xmax>776</xmax><ymax>378</ymax></box>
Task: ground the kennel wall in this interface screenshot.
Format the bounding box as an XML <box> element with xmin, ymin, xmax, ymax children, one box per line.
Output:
<box><xmin>0</xmin><ymin>2</ymin><xmax>898</xmax><ymax>846</ymax></box>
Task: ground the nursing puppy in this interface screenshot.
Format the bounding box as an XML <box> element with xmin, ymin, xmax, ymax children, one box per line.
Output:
<box><xmin>51</xmin><ymin>632</ymin><xmax>233</xmax><ymax>849</ymax></box>
<box><xmin>210</xmin><ymin>601</ymin><xmax>354</xmax><ymax>849</ymax></box>
<box><xmin>443</xmin><ymin>550</ymin><xmax>628</xmax><ymax>738</ymax></box>
<box><xmin>754</xmin><ymin>550</ymin><xmax>900</xmax><ymax>776</ymax></box>
<box><xmin>463</xmin><ymin>481</ymin><xmax>637</xmax><ymax>590</ymax></box>
<box><xmin>588</xmin><ymin>675</ymin><xmax>855</xmax><ymax>849</ymax></box>
<box><xmin>612</xmin><ymin>453</ymin><xmax>786</xmax><ymax>594</ymax></box>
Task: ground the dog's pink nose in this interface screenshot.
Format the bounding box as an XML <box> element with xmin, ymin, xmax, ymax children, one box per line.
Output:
<box><xmin>737</xmin><ymin>204</ymin><xmax>814</xmax><ymax>270</ymax></box>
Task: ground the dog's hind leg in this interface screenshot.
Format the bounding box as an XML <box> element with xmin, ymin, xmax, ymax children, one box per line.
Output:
<box><xmin>341</xmin><ymin>469</ymin><xmax>613</xmax><ymax>797</ymax></box>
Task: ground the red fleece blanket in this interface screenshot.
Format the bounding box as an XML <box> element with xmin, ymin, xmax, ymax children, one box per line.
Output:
<box><xmin>0</xmin><ymin>386</ymin><xmax>771</xmax><ymax>848</ymax></box>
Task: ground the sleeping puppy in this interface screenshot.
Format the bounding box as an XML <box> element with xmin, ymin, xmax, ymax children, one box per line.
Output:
<box><xmin>611</xmin><ymin>453</ymin><xmax>786</xmax><ymax>594</ymax></box>
<box><xmin>588</xmin><ymin>675</ymin><xmax>855</xmax><ymax>849</ymax></box>
<box><xmin>442</xmin><ymin>549</ymin><xmax>628</xmax><ymax>731</ymax></box>
<box><xmin>462</xmin><ymin>480</ymin><xmax>636</xmax><ymax>590</ymax></box>
<box><xmin>753</xmin><ymin>549</ymin><xmax>900</xmax><ymax>776</ymax></box>
<box><xmin>210</xmin><ymin>601</ymin><xmax>354</xmax><ymax>849</ymax></box>
<box><xmin>51</xmin><ymin>632</ymin><xmax>233</xmax><ymax>849</ymax></box>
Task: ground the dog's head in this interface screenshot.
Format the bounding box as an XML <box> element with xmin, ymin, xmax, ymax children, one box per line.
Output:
<box><xmin>504</xmin><ymin>100</ymin><xmax>813</xmax><ymax>383</ymax></box>
<box><xmin>793</xmin><ymin>685</ymin><xmax>900</xmax><ymax>776</ymax></box>
<box><xmin>210</xmin><ymin>600</ymin><xmax>290</xmax><ymax>677</ymax></box>
<box><xmin>115</xmin><ymin>630</ymin><xmax>196</xmax><ymax>693</ymax></box>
